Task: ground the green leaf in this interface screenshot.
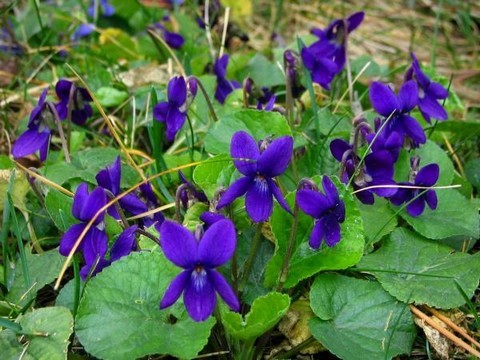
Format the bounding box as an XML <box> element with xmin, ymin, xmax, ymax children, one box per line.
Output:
<box><xmin>358</xmin><ymin>228</ymin><xmax>480</xmax><ymax>308</ymax></box>
<box><xmin>75</xmin><ymin>252</ymin><xmax>215</xmax><ymax>359</ymax></box>
<box><xmin>222</xmin><ymin>292</ymin><xmax>290</xmax><ymax>340</ymax></box>
<box><xmin>0</xmin><ymin>170</ymin><xmax>30</xmax><ymax>212</ymax></box>
<box><xmin>0</xmin><ymin>155</ymin><xmax>14</xmax><ymax>169</ymax></box>
<box><xmin>350</xmin><ymin>55</ymin><xmax>389</xmax><ymax>78</ymax></box>
<box><xmin>265</xmin><ymin>177</ymin><xmax>365</xmax><ymax>288</ymax></box>
<box><xmin>236</xmin><ymin>227</ymin><xmax>273</xmax><ymax>305</ymax></box>
<box><xmin>193</xmin><ymin>154</ymin><xmax>235</xmax><ymax>199</ymax></box>
<box><xmin>397</xmin><ymin>190</ymin><xmax>479</xmax><ymax>239</ymax></box>
<box><xmin>434</xmin><ymin>121</ymin><xmax>480</xmax><ymax>141</ymax></box>
<box><xmin>359</xmin><ymin>198</ymin><xmax>397</xmax><ymax>246</ymax></box>
<box><xmin>204</xmin><ymin>109</ymin><xmax>292</xmax><ymax>154</ymax></box>
<box><xmin>71</xmin><ymin>147</ymin><xmax>140</xmax><ymax>188</ymax></box>
<box><xmin>96</xmin><ymin>87</ymin><xmax>129</xmax><ymax>107</ymax></box>
<box><xmin>183</xmin><ymin>202</ymin><xmax>209</xmax><ymax>231</ymax></box>
<box><xmin>394</xmin><ymin>140</ymin><xmax>454</xmax><ymax>185</ymax></box>
<box><xmin>41</xmin><ymin>162</ymin><xmax>81</xmax><ymax>185</ymax></box>
<box><xmin>56</xmin><ymin>279</ymin><xmax>84</xmax><ymax>313</ymax></box>
<box><xmin>0</xmin><ymin>307</ymin><xmax>73</xmax><ymax>360</ymax></box>
<box><xmin>465</xmin><ymin>158</ymin><xmax>480</xmax><ymax>189</ymax></box>
<box><xmin>243</xmin><ymin>53</ymin><xmax>285</xmax><ymax>87</ymax></box>
<box><xmin>7</xmin><ymin>249</ymin><xmax>65</xmax><ymax>307</ymax></box>
<box><xmin>309</xmin><ymin>273</ymin><xmax>416</xmax><ymax>360</ymax></box>
<box><xmin>44</xmin><ymin>189</ymin><xmax>76</xmax><ymax>232</ymax></box>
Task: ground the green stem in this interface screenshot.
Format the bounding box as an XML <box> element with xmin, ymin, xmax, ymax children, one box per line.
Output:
<box><xmin>47</xmin><ymin>102</ymin><xmax>71</xmax><ymax>163</ymax></box>
<box><xmin>196</xmin><ymin>79</ymin><xmax>219</xmax><ymax>122</ymax></box>
<box><xmin>2</xmin><ymin>171</ymin><xmax>14</xmax><ymax>286</ymax></box>
<box><xmin>66</xmin><ymin>82</ymin><xmax>76</xmax><ymax>152</ymax></box>
<box><xmin>135</xmin><ymin>228</ymin><xmax>160</xmax><ymax>244</ymax></box>
<box><xmin>239</xmin><ymin>222</ymin><xmax>263</xmax><ymax>292</ymax></box>
<box><xmin>72</xmin><ymin>256</ymin><xmax>81</xmax><ymax>318</ymax></box>
<box><xmin>276</xmin><ymin>201</ymin><xmax>300</xmax><ymax>291</ymax></box>
<box><xmin>186</xmin><ymin>114</ymin><xmax>195</xmax><ymax>177</ymax></box>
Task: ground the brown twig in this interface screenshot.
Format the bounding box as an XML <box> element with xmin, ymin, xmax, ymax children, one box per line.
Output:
<box><xmin>425</xmin><ymin>306</ymin><xmax>480</xmax><ymax>349</ymax></box>
<box><xmin>410</xmin><ymin>305</ymin><xmax>480</xmax><ymax>358</ymax></box>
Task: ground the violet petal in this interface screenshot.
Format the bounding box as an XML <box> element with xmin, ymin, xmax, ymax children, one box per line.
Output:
<box><xmin>160</xmin><ymin>270</ymin><xmax>190</xmax><ymax>309</ymax></box>
<box><xmin>160</xmin><ymin>220</ymin><xmax>197</xmax><ymax>268</ymax></box>
<box><xmin>257</xmin><ymin>136</ymin><xmax>293</xmax><ymax>177</ymax></box>
<box><xmin>208</xmin><ymin>269</ymin><xmax>240</xmax><ymax>312</ymax></box>
<box><xmin>245</xmin><ymin>177</ymin><xmax>273</xmax><ymax>222</ymax></box>
<box><xmin>230</xmin><ymin>131</ymin><xmax>259</xmax><ymax>176</ymax></box>
<box><xmin>216</xmin><ymin>176</ymin><xmax>253</xmax><ymax>209</ymax></box>
<box><xmin>197</xmin><ymin>219</ymin><xmax>236</xmax><ymax>268</ymax></box>
<box><xmin>184</xmin><ymin>269</ymin><xmax>216</xmax><ymax>321</ymax></box>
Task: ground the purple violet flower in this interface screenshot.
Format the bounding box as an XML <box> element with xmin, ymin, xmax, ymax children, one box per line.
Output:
<box><xmin>152</xmin><ymin>15</ymin><xmax>184</xmax><ymax>49</ymax></box>
<box><xmin>159</xmin><ymin>219</ymin><xmax>240</xmax><ymax>322</ymax></box>
<box><xmin>139</xmin><ymin>182</ymin><xmax>165</xmax><ymax>228</ymax></box>
<box><xmin>55</xmin><ymin>79</ymin><xmax>93</xmax><ymax>125</ymax></box>
<box><xmin>79</xmin><ymin>225</ymin><xmax>138</xmax><ymax>279</ymax></box>
<box><xmin>87</xmin><ymin>0</ymin><xmax>115</xmax><ymax>18</ymax></box>
<box><xmin>389</xmin><ymin>163</ymin><xmax>439</xmax><ymax>217</ymax></box>
<box><xmin>301</xmin><ymin>46</ymin><xmax>338</xmax><ymax>90</ymax></box>
<box><xmin>365</xmin><ymin>117</ymin><xmax>404</xmax><ymax>162</ymax></box>
<box><xmin>11</xmin><ymin>88</ymin><xmax>52</xmax><ymax>162</ymax></box>
<box><xmin>178</xmin><ymin>170</ymin><xmax>209</xmax><ymax>209</ymax></box>
<box><xmin>96</xmin><ymin>156</ymin><xmax>148</xmax><ymax>219</ymax></box>
<box><xmin>405</xmin><ymin>53</ymin><xmax>448</xmax><ymax>123</ymax></box>
<box><xmin>216</xmin><ymin>131</ymin><xmax>293</xmax><ymax>222</ymax></box>
<box><xmin>153</xmin><ymin>76</ymin><xmax>189</xmax><ymax>142</ymax></box>
<box><xmin>152</xmin><ymin>19</ymin><xmax>185</xmax><ymax>49</ymax></box>
<box><xmin>59</xmin><ymin>183</ymin><xmax>109</xmax><ymax>279</ymax></box>
<box><xmin>310</xmin><ymin>12</ymin><xmax>364</xmax><ymax>73</ymax></box>
<box><xmin>330</xmin><ymin>138</ymin><xmax>397</xmax><ymax>204</ymax></box>
<box><xmin>284</xmin><ymin>50</ymin><xmax>304</xmax><ymax>98</ymax></box>
<box><xmin>301</xmin><ymin>12</ymin><xmax>364</xmax><ymax>90</ymax></box>
<box><xmin>244</xmin><ymin>78</ymin><xmax>276</xmax><ymax>111</ymax></box>
<box><xmin>71</xmin><ymin>23</ymin><xmax>95</xmax><ymax>41</ymax></box>
<box><xmin>296</xmin><ymin>176</ymin><xmax>345</xmax><ymax>248</ymax></box>
<box><xmin>369</xmin><ymin>80</ymin><xmax>426</xmax><ymax>145</ymax></box>
<box><xmin>200</xmin><ymin>211</ymin><xmax>226</xmax><ymax>229</ymax></box>
<box><xmin>213</xmin><ymin>55</ymin><xmax>241</xmax><ymax>104</ymax></box>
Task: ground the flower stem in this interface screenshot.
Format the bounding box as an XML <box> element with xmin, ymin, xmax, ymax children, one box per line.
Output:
<box><xmin>72</xmin><ymin>255</ymin><xmax>81</xmax><ymax>318</ymax></box>
<box><xmin>196</xmin><ymin>78</ymin><xmax>219</xmax><ymax>122</ymax></box>
<box><xmin>284</xmin><ymin>65</ymin><xmax>295</xmax><ymax>127</ymax></box>
<box><xmin>276</xmin><ymin>201</ymin><xmax>300</xmax><ymax>292</ymax></box>
<box><xmin>239</xmin><ymin>222</ymin><xmax>263</xmax><ymax>292</ymax></box>
<box><xmin>135</xmin><ymin>228</ymin><xmax>159</xmax><ymax>244</ymax></box>
<box><xmin>186</xmin><ymin>114</ymin><xmax>195</xmax><ymax>176</ymax></box>
<box><xmin>66</xmin><ymin>82</ymin><xmax>76</xmax><ymax>151</ymax></box>
<box><xmin>107</xmin><ymin>190</ymin><xmax>130</xmax><ymax>228</ymax></box>
<box><xmin>47</xmin><ymin>102</ymin><xmax>71</xmax><ymax>163</ymax></box>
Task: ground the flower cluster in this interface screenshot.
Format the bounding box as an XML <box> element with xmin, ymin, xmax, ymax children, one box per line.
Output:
<box><xmin>58</xmin><ymin>156</ymin><xmax>164</xmax><ymax>279</ymax></box>
<box><xmin>330</xmin><ymin>53</ymin><xmax>447</xmax><ymax>216</ymax></box>
<box><xmin>59</xmin><ymin>183</ymin><xmax>137</xmax><ymax>279</ymax></box>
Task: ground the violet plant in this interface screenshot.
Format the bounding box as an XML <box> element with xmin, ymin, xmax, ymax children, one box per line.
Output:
<box><xmin>4</xmin><ymin>3</ymin><xmax>480</xmax><ymax>360</ymax></box>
